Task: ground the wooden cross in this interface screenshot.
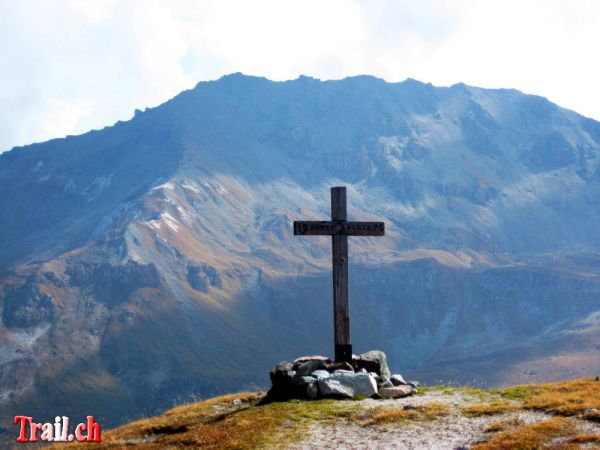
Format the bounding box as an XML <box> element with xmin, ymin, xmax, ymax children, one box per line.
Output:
<box><xmin>293</xmin><ymin>186</ymin><xmax>385</xmax><ymax>363</ymax></box>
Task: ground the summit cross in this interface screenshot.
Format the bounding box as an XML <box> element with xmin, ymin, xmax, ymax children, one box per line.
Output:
<box><xmin>293</xmin><ymin>186</ymin><xmax>385</xmax><ymax>363</ymax></box>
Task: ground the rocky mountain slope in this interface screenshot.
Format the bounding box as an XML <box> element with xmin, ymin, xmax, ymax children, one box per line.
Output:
<box><xmin>1</xmin><ymin>74</ymin><xmax>600</xmax><ymax>430</ymax></box>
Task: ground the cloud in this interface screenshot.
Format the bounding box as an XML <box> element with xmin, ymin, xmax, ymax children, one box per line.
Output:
<box><xmin>186</xmin><ymin>0</ymin><xmax>367</xmax><ymax>78</ymax></box>
<box><xmin>1</xmin><ymin>0</ymin><xmax>599</xmax><ymax>152</ymax></box>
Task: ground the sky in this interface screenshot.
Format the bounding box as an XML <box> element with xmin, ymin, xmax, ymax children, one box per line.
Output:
<box><xmin>1</xmin><ymin>0</ymin><xmax>600</xmax><ymax>153</ymax></box>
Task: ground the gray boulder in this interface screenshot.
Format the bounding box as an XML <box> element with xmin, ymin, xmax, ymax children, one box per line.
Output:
<box><xmin>268</xmin><ymin>361</ymin><xmax>298</xmax><ymax>400</ymax></box>
<box><xmin>306</xmin><ymin>382</ymin><xmax>319</xmax><ymax>399</ymax></box>
<box><xmin>311</xmin><ymin>370</ymin><xmax>331</xmax><ymax>380</ymax></box>
<box><xmin>323</xmin><ymin>361</ymin><xmax>354</xmax><ymax>372</ymax></box>
<box><xmin>290</xmin><ymin>375</ymin><xmax>319</xmax><ymax>399</ymax></box>
<box><xmin>291</xmin><ymin>376</ymin><xmax>316</xmax><ymax>385</ymax></box>
<box><xmin>274</xmin><ymin>361</ymin><xmax>294</xmax><ymax>375</ymax></box>
<box><xmin>379</xmin><ymin>385</ymin><xmax>416</xmax><ymax>398</ymax></box>
<box><xmin>270</xmin><ymin>361</ymin><xmax>295</xmax><ymax>384</ymax></box>
<box><xmin>293</xmin><ymin>355</ymin><xmax>331</xmax><ymax>369</ymax></box>
<box><xmin>318</xmin><ymin>372</ymin><xmax>378</xmax><ymax>398</ymax></box>
<box><xmin>378</xmin><ymin>379</ymin><xmax>394</xmax><ymax>389</ymax></box>
<box><xmin>296</xmin><ymin>359</ymin><xmax>327</xmax><ymax>376</ymax></box>
<box><xmin>390</xmin><ymin>374</ymin><xmax>407</xmax><ymax>386</ymax></box>
<box><xmin>333</xmin><ymin>369</ymin><xmax>354</xmax><ymax>376</ymax></box>
<box><xmin>352</xmin><ymin>350</ymin><xmax>391</xmax><ymax>380</ymax></box>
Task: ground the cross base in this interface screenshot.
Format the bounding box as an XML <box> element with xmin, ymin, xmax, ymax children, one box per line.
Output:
<box><xmin>335</xmin><ymin>344</ymin><xmax>353</xmax><ymax>364</ymax></box>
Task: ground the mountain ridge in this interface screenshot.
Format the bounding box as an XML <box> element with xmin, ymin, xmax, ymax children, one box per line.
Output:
<box><xmin>1</xmin><ymin>74</ymin><xmax>600</xmax><ymax>430</ymax></box>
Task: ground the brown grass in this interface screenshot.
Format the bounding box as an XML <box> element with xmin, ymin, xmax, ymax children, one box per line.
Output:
<box><xmin>567</xmin><ymin>433</ymin><xmax>600</xmax><ymax>445</ymax></box>
<box><xmin>502</xmin><ymin>377</ymin><xmax>600</xmax><ymax>417</ymax></box>
<box><xmin>484</xmin><ymin>417</ymin><xmax>523</xmax><ymax>433</ymax></box>
<box><xmin>367</xmin><ymin>401</ymin><xmax>448</xmax><ymax>425</ymax></box>
<box><xmin>472</xmin><ymin>417</ymin><xmax>575</xmax><ymax>450</ymax></box>
<box><xmin>369</xmin><ymin>408</ymin><xmax>421</xmax><ymax>423</ymax></box>
<box><xmin>461</xmin><ymin>401</ymin><xmax>518</xmax><ymax>417</ymax></box>
<box><xmin>48</xmin><ymin>377</ymin><xmax>600</xmax><ymax>449</ymax></box>
<box><xmin>584</xmin><ymin>410</ymin><xmax>600</xmax><ymax>422</ymax></box>
<box><xmin>476</xmin><ymin>379</ymin><xmax>600</xmax><ymax>449</ymax></box>
<box><xmin>50</xmin><ymin>392</ymin><xmax>364</xmax><ymax>449</ymax></box>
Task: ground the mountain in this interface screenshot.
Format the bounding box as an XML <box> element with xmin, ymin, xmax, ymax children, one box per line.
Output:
<box><xmin>1</xmin><ymin>73</ymin><xmax>600</xmax><ymax>429</ymax></box>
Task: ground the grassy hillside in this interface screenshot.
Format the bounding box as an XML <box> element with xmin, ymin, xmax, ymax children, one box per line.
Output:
<box><xmin>50</xmin><ymin>377</ymin><xmax>600</xmax><ymax>449</ymax></box>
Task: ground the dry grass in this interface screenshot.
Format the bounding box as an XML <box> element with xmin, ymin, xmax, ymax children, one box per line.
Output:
<box><xmin>567</xmin><ymin>433</ymin><xmax>600</xmax><ymax>445</ymax></box>
<box><xmin>484</xmin><ymin>417</ymin><xmax>524</xmax><ymax>433</ymax></box>
<box><xmin>519</xmin><ymin>377</ymin><xmax>600</xmax><ymax>417</ymax></box>
<box><xmin>49</xmin><ymin>377</ymin><xmax>600</xmax><ymax>449</ymax></box>
<box><xmin>473</xmin><ymin>417</ymin><xmax>575</xmax><ymax>450</ymax></box>
<box><xmin>369</xmin><ymin>408</ymin><xmax>421</xmax><ymax>423</ymax></box>
<box><xmin>584</xmin><ymin>410</ymin><xmax>600</xmax><ymax>422</ymax></box>
<box><xmin>50</xmin><ymin>392</ymin><xmax>364</xmax><ymax>449</ymax></box>
<box><xmin>367</xmin><ymin>401</ymin><xmax>448</xmax><ymax>425</ymax></box>
<box><xmin>461</xmin><ymin>401</ymin><xmax>519</xmax><ymax>417</ymax></box>
<box><xmin>420</xmin><ymin>401</ymin><xmax>448</xmax><ymax>418</ymax></box>
<box><xmin>569</xmin><ymin>434</ymin><xmax>600</xmax><ymax>444</ymax></box>
<box><xmin>475</xmin><ymin>379</ymin><xmax>600</xmax><ymax>449</ymax></box>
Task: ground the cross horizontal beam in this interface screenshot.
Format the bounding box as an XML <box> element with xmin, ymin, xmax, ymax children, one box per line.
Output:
<box><xmin>294</xmin><ymin>220</ymin><xmax>384</xmax><ymax>236</ymax></box>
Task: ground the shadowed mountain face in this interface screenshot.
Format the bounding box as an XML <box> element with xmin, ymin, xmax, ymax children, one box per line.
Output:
<box><xmin>1</xmin><ymin>74</ymin><xmax>600</xmax><ymax>428</ymax></box>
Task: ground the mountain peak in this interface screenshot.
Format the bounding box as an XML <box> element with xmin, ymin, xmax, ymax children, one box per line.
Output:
<box><xmin>2</xmin><ymin>74</ymin><xmax>600</xmax><ymax>432</ymax></box>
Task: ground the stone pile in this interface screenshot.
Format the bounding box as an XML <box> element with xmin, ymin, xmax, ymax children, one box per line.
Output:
<box><xmin>265</xmin><ymin>350</ymin><xmax>419</xmax><ymax>401</ymax></box>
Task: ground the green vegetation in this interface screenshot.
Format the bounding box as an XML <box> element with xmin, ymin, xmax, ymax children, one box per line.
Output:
<box><xmin>419</xmin><ymin>384</ymin><xmax>493</xmax><ymax>402</ymax></box>
<box><xmin>367</xmin><ymin>402</ymin><xmax>448</xmax><ymax>425</ymax></box>
<box><xmin>498</xmin><ymin>384</ymin><xmax>536</xmax><ymax>401</ymax></box>
<box><xmin>50</xmin><ymin>378</ymin><xmax>600</xmax><ymax>449</ymax></box>
<box><xmin>50</xmin><ymin>393</ymin><xmax>368</xmax><ymax>449</ymax></box>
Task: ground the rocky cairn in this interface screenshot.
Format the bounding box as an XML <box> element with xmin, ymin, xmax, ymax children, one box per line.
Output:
<box><xmin>265</xmin><ymin>350</ymin><xmax>419</xmax><ymax>402</ymax></box>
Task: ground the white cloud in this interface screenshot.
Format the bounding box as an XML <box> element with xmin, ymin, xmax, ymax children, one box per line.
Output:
<box><xmin>186</xmin><ymin>0</ymin><xmax>367</xmax><ymax>79</ymax></box>
<box><xmin>1</xmin><ymin>0</ymin><xmax>599</xmax><ymax>152</ymax></box>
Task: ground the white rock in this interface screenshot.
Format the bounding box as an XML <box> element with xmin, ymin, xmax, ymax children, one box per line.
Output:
<box><xmin>379</xmin><ymin>385</ymin><xmax>416</xmax><ymax>398</ymax></box>
<box><xmin>311</xmin><ymin>370</ymin><xmax>330</xmax><ymax>380</ymax></box>
<box><xmin>318</xmin><ymin>372</ymin><xmax>378</xmax><ymax>398</ymax></box>
<box><xmin>306</xmin><ymin>382</ymin><xmax>319</xmax><ymax>399</ymax></box>
<box><xmin>390</xmin><ymin>374</ymin><xmax>407</xmax><ymax>386</ymax></box>
<box><xmin>332</xmin><ymin>369</ymin><xmax>354</xmax><ymax>375</ymax></box>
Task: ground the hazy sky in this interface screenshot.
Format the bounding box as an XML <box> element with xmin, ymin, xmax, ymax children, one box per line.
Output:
<box><xmin>1</xmin><ymin>0</ymin><xmax>599</xmax><ymax>152</ymax></box>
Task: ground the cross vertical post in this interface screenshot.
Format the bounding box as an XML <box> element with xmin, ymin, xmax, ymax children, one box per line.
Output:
<box><xmin>293</xmin><ymin>186</ymin><xmax>385</xmax><ymax>364</ymax></box>
<box><xmin>331</xmin><ymin>187</ymin><xmax>352</xmax><ymax>363</ymax></box>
